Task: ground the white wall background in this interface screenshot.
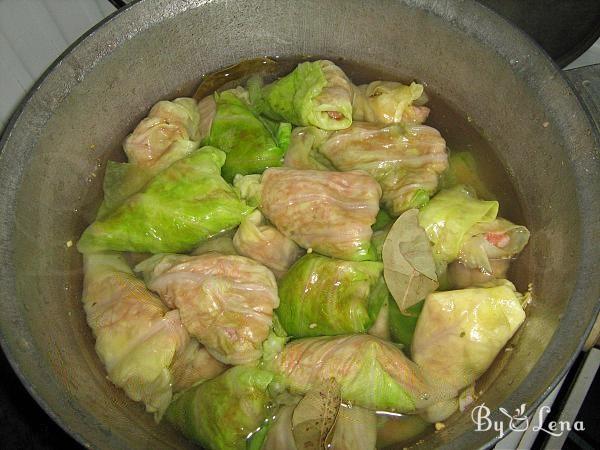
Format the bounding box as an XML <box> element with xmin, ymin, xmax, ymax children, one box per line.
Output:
<box><xmin>0</xmin><ymin>0</ymin><xmax>115</xmax><ymax>132</ymax></box>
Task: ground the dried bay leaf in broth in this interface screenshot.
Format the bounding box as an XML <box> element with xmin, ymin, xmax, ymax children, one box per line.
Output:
<box><xmin>292</xmin><ymin>378</ymin><xmax>342</xmax><ymax>450</ymax></box>
<box><xmin>382</xmin><ymin>209</ymin><xmax>438</xmax><ymax>311</ymax></box>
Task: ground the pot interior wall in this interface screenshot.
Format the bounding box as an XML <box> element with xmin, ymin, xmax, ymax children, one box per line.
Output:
<box><xmin>1</xmin><ymin>0</ymin><xmax>598</xmax><ymax>449</ymax></box>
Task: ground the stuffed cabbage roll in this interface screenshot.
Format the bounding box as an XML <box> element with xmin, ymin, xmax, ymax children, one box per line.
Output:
<box><xmin>446</xmin><ymin>259</ymin><xmax>510</xmax><ymax>289</ymax></box>
<box><xmin>123</xmin><ymin>97</ymin><xmax>202</xmax><ymax>164</ymax></box>
<box><xmin>78</xmin><ymin>147</ymin><xmax>251</xmax><ymax>254</ymax></box>
<box><xmin>388</xmin><ymin>299</ymin><xmax>424</xmax><ymax>351</ymax></box>
<box><xmin>170</xmin><ymin>339</ymin><xmax>229</xmax><ymax>392</ymax></box>
<box><xmin>411</xmin><ymin>281</ymin><xmax>526</xmax><ymax>394</ymax></box>
<box><xmin>97</xmin><ymin>140</ymin><xmax>198</xmax><ymax>218</ymax></box>
<box><xmin>352</xmin><ymin>81</ymin><xmax>429</xmax><ymax>125</ymax></box>
<box><xmin>236</xmin><ymin>168</ymin><xmax>381</xmax><ymax>261</ymax></box>
<box><xmin>191</xmin><ymin>229</ymin><xmax>238</xmax><ymax>256</ymax></box>
<box><xmin>277</xmin><ymin>254</ymin><xmax>388</xmax><ymax>337</ymax></box>
<box><xmin>166</xmin><ymin>366</ymin><xmax>273</xmax><ymax>450</ymax></box>
<box><xmin>251</xmin><ymin>60</ymin><xmax>353</xmax><ymax>130</ymax></box>
<box><xmin>233</xmin><ymin>210</ymin><xmax>303</xmax><ymax>278</ymax></box>
<box><xmin>266</xmin><ymin>334</ymin><xmax>441</xmax><ymax>412</ymax></box>
<box><xmin>207</xmin><ymin>89</ymin><xmax>290</xmax><ymax>182</ymax></box>
<box><xmin>459</xmin><ymin>218</ymin><xmax>530</xmax><ymax>274</ymax></box>
<box><xmin>82</xmin><ymin>253</ymin><xmax>225</xmax><ymax>419</ymax></box>
<box><xmin>98</xmin><ymin>97</ymin><xmax>207</xmax><ymax>217</ymax></box>
<box><xmin>418</xmin><ymin>185</ymin><xmax>498</xmax><ymax>273</ymax></box>
<box><xmin>137</xmin><ymin>253</ymin><xmax>279</xmax><ymax>365</ymax></box>
<box><xmin>284</xmin><ymin>122</ymin><xmax>448</xmax><ymax>216</ymax></box>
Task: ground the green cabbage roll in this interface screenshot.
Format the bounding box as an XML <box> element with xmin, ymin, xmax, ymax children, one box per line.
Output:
<box><xmin>166</xmin><ymin>366</ymin><xmax>273</xmax><ymax>450</ymax></box>
<box><xmin>277</xmin><ymin>254</ymin><xmax>388</xmax><ymax>337</ymax></box>
<box><xmin>284</xmin><ymin>122</ymin><xmax>448</xmax><ymax>216</ymax></box>
<box><xmin>137</xmin><ymin>253</ymin><xmax>279</xmax><ymax>365</ymax></box>
<box><xmin>78</xmin><ymin>147</ymin><xmax>251</xmax><ymax>254</ymax></box>
<box><xmin>233</xmin><ymin>210</ymin><xmax>303</xmax><ymax>278</ymax></box>
<box><xmin>207</xmin><ymin>88</ymin><xmax>290</xmax><ymax>182</ymax></box>
<box><xmin>418</xmin><ymin>185</ymin><xmax>498</xmax><ymax>273</ymax></box>
<box><xmin>251</xmin><ymin>60</ymin><xmax>353</xmax><ymax>130</ymax></box>
<box><xmin>98</xmin><ymin>139</ymin><xmax>198</xmax><ymax>218</ymax></box>
<box><xmin>235</xmin><ymin>167</ymin><xmax>381</xmax><ymax>261</ymax></box>
<box><xmin>82</xmin><ymin>253</ymin><xmax>226</xmax><ymax>419</ymax></box>
<box><xmin>266</xmin><ymin>334</ymin><xmax>442</xmax><ymax>412</ymax></box>
<box><xmin>352</xmin><ymin>81</ymin><xmax>430</xmax><ymax>125</ymax></box>
<box><xmin>388</xmin><ymin>299</ymin><xmax>424</xmax><ymax>351</ymax></box>
<box><xmin>411</xmin><ymin>281</ymin><xmax>526</xmax><ymax>394</ymax></box>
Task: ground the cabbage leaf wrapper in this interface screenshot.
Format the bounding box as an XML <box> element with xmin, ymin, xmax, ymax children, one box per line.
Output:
<box><xmin>166</xmin><ymin>366</ymin><xmax>274</xmax><ymax>450</ymax></box>
<box><xmin>459</xmin><ymin>218</ymin><xmax>530</xmax><ymax>274</ymax></box>
<box><xmin>207</xmin><ymin>89</ymin><xmax>291</xmax><ymax>182</ymax></box>
<box><xmin>78</xmin><ymin>147</ymin><xmax>251</xmax><ymax>254</ymax></box>
<box><xmin>284</xmin><ymin>122</ymin><xmax>448</xmax><ymax>216</ymax></box>
<box><xmin>98</xmin><ymin>97</ymin><xmax>208</xmax><ymax>217</ymax></box>
<box><xmin>277</xmin><ymin>254</ymin><xmax>388</xmax><ymax>337</ymax></box>
<box><xmin>352</xmin><ymin>81</ymin><xmax>430</xmax><ymax>125</ymax></box>
<box><xmin>236</xmin><ymin>167</ymin><xmax>381</xmax><ymax>261</ymax></box>
<box><xmin>265</xmin><ymin>334</ymin><xmax>444</xmax><ymax>412</ymax></box>
<box><xmin>411</xmin><ymin>281</ymin><xmax>526</xmax><ymax>394</ymax></box>
<box><xmin>233</xmin><ymin>210</ymin><xmax>303</xmax><ymax>278</ymax></box>
<box><xmin>137</xmin><ymin>253</ymin><xmax>279</xmax><ymax>365</ymax></box>
<box><xmin>123</xmin><ymin>97</ymin><xmax>203</xmax><ymax>165</ymax></box>
<box><xmin>81</xmin><ymin>253</ymin><xmax>226</xmax><ymax>420</ymax></box>
<box><xmin>417</xmin><ymin>185</ymin><xmax>498</xmax><ymax>273</ymax></box>
<box><xmin>388</xmin><ymin>299</ymin><xmax>424</xmax><ymax>352</ymax></box>
<box><xmin>250</xmin><ymin>60</ymin><xmax>353</xmax><ymax>130</ymax></box>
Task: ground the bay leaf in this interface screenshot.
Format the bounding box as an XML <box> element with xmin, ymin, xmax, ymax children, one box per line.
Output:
<box><xmin>193</xmin><ymin>57</ymin><xmax>278</xmax><ymax>101</ymax></box>
<box><xmin>292</xmin><ymin>378</ymin><xmax>341</xmax><ymax>450</ymax></box>
<box><xmin>382</xmin><ymin>209</ymin><xmax>438</xmax><ymax>311</ymax></box>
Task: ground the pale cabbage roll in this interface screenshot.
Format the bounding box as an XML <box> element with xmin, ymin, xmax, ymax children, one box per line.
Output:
<box><xmin>459</xmin><ymin>218</ymin><xmax>530</xmax><ymax>274</ymax></box>
<box><xmin>236</xmin><ymin>168</ymin><xmax>381</xmax><ymax>261</ymax></box>
<box><xmin>265</xmin><ymin>334</ymin><xmax>442</xmax><ymax>412</ymax></box>
<box><xmin>137</xmin><ymin>253</ymin><xmax>279</xmax><ymax>365</ymax></box>
<box><xmin>82</xmin><ymin>253</ymin><xmax>226</xmax><ymax>419</ymax></box>
<box><xmin>352</xmin><ymin>81</ymin><xmax>430</xmax><ymax>125</ymax></box>
<box><xmin>233</xmin><ymin>210</ymin><xmax>303</xmax><ymax>278</ymax></box>
<box><xmin>411</xmin><ymin>281</ymin><xmax>526</xmax><ymax>394</ymax></box>
<box><xmin>124</xmin><ymin>97</ymin><xmax>202</xmax><ymax>164</ymax></box>
<box><xmin>418</xmin><ymin>185</ymin><xmax>499</xmax><ymax>273</ymax></box>
<box><xmin>284</xmin><ymin>122</ymin><xmax>448</xmax><ymax>216</ymax></box>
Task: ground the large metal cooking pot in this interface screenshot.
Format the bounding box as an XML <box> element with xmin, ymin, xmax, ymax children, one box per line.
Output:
<box><xmin>0</xmin><ymin>0</ymin><xmax>598</xmax><ymax>448</ymax></box>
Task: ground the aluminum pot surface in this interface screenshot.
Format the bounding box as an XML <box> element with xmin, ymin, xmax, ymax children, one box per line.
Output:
<box><xmin>0</xmin><ymin>0</ymin><xmax>599</xmax><ymax>448</ymax></box>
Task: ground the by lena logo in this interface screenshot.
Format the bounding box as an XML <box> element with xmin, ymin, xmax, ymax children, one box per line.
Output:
<box><xmin>471</xmin><ymin>403</ymin><xmax>585</xmax><ymax>437</ymax></box>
